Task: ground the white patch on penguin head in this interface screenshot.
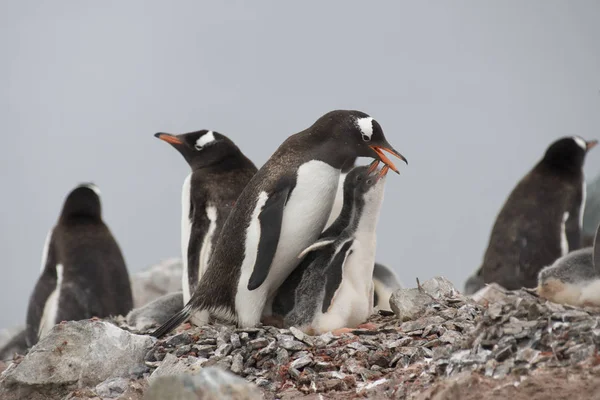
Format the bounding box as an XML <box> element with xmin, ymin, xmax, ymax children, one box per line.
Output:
<box><xmin>356</xmin><ymin>117</ymin><xmax>374</xmax><ymax>142</ymax></box>
<box><xmin>195</xmin><ymin>131</ymin><xmax>216</xmax><ymax>150</ymax></box>
<box><xmin>573</xmin><ymin>136</ymin><xmax>587</xmax><ymax>151</ymax></box>
<box><xmin>81</xmin><ymin>183</ymin><xmax>101</xmax><ymax>197</ymax></box>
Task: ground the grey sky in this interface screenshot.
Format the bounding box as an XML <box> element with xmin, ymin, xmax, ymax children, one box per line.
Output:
<box><xmin>2</xmin><ymin>1</ymin><xmax>600</xmax><ymax>329</ymax></box>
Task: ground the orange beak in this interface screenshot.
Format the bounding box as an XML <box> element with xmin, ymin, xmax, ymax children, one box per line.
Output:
<box><xmin>587</xmin><ymin>140</ymin><xmax>598</xmax><ymax>151</ymax></box>
<box><xmin>369</xmin><ymin>145</ymin><xmax>407</xmax><ymax>174</ymax></box>
<box><xmin>154</xmin><ymin>132</ymin><xmax>183</xmax><ymax>145</ymax></box>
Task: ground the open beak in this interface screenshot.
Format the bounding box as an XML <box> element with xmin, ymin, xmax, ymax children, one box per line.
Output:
<box><xmin>369</xmin><ymin>145</ymin><xmax>408</xmax><ymax>175</ymax></box>
<box><xmin>154</xmin><ymin>132</ymin><xmax>183</xmax><ymax>145</ymax></box>
<box><xmin>586</xmin><ymin>140</ymin><xmax>598</xmax><ymax>151</ymax></box>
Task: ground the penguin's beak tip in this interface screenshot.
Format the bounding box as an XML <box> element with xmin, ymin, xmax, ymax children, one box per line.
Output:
<box><xmin>586</xmin><ymin>140</ymin><xmax>598</xmax><ymax>151</ymax></box>
<box><xmin>369</xmin><ymin>145</ymin><xmax>407</xmax><ymax>174</ymax></box>
<box><xmin>155</xmin><ymin>133</ymin><xmax>183</xmax><ymax>145</ymax></box>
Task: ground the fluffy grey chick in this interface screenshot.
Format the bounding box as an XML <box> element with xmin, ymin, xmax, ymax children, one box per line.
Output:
<box><xmin>126</xmin><ymin>291</ymin><xmax>184</xmax><ymax>331</ymax></box>
<box><xmin>537</xmin><ymin>222</ymin><xmax>600</xmax><ymax>307</ymax></box>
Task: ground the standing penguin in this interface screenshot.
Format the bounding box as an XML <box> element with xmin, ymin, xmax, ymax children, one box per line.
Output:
<box><xmin>270</xmin><ymin>164</ymin><xmax>389</xmax><ymax>334</ymax></box>
<box><xmin>25</xmin><ymin>184</ymin><xmax>133</xmax><ymax>346</ymax></box>
<box><xmin>152</xmin><ymin>110</ymin><xmax>406</xmax><ymax>337</ymax></box>
<box><xmin>479</xmin><ymin>136</ymin><xmax>596</xmax><ymax>290</ymax></box>
<box><xmin>154</xmin><ymin>130</ymin><xmax>257</xmax><ymax>304</ymax></box>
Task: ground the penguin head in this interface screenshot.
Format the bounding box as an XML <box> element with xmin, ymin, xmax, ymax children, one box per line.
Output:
<box><xmin>154</xmin><ymin>130</ymin><xmax>239</xmax><ymax>170</ymax></box>
<box><xmin>353</xmin><ymin>164</ymin><xmax>387</xmax><ymax>202</ymax></box>
<box><xmin>542</xmin><ymin>136</ymin><xmax>597</xmax><ymax>172</ymax></box>
<box><xmin>314</xmin><ymin>110</ymin><xmax>407</xmax><ymax>173</ymax></box>
<box><xmin>60</xmin><ymin>183</ymin><xmax>102</xmax><ymax>221</ymax></box>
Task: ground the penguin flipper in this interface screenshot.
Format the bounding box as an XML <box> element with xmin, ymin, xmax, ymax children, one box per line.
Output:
<box><xmin>247</xmin><ymin>184</ymin><xmax>291</xmax><ymax>291</ymax></box>
<box><xmin>593</xmin><ymin>222</ymin><xmax>600</xmax><ymax>269</ymax></box>
<box><xmin>298</xmin><ymin>238</ymin><xmax>337</xmax><ymax>259</ymax></box>
<box><xmin>321</xmin><ymin>240</ymin><xmax>353</xmax><ymax>313</ymax></box>
<box><xmin>150</xmin><ymin>304</ymin><xmax>193</xmax><ymax>338</ymax></box>
<box><xmin>565</xmin><ymin>198</ymin><xmax>583</xmax><ymax>251</ymax></box>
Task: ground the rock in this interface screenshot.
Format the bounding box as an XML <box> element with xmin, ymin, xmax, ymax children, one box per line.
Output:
<box><xmin>148</xmin><ymin>353</ymin><xmax>208</xmax><ymax>384</ymax></box>
<box><xmin>0</xmin><ymin>320</ymin><xmax>153</xmax><ymax>399</ymax></box>
<box><xmin>95</xmin><ymin>377</ymin><xmax>130</xmax><ymax>398</ymax></box>
<box><xmin>471</xmin><ymin>283</ymin><xmax>510</xmax><ymax>305</ymax></box>
<box><xmin>126</xmin><ymin>291</ymin><xmax>184</xmax><ymax>331</ymax></box>
<box><xmin>389</xmin><ymin>288</ymin><xmax>433</xmax><ymax>321</ymax></box>
<box><xmin>420</xmin><ymin>276</ymin><xmax>457</xmax><ymax>299</ymax></box>
<box><xmin>130</xmin><ymin>258</ymin><xmax>182</xmax><ymax>308</ymax></box>
<box><xmin>145</xmin><ymin>367</ymin><xmax>263</xmax><ymax>400</ymax></box>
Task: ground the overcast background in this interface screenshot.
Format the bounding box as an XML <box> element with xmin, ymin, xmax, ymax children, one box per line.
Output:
<box><xmin>1</xmin><ymin>1</ymin><xmax>600</xmax><ymax>329</ymax></box>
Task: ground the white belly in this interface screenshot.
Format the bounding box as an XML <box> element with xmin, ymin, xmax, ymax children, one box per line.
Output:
<box><xmin>38</xmin><ymin>263</ymin><xmax>64</xmax><ymax>340</ymax></box>
<box><xmin>324</xmin><ymin>173</ymin><xmax>347</xmax><ymax>229</ymax></box>
<box><xmin>314</xmin><ymin>236</ymin><xmax>377</xmax><ymax>333</ymax></box>
<box><xmin>181</xmin><ymin>174</ymin><xmax>192</xmax><ymax>303</ymax></box>
<box><xmin>236</xmin><ymin>160</ymin><xmax>340</xmax><ymax>327</ymax></box>
<box><xmin>199</xmin><ymin>205</ymin><xmax>217</xmax><ymax>277</ymax></box>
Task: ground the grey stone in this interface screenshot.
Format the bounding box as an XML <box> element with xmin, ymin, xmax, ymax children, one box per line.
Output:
<box><xmin>94</xmin><ymin>377</ymin><xmax>129</xmax><ymax>398</ymax></box>
<box><xmin>145</xmin><ymin>366</ymin><xmax>263</xmax><ymax>400</ymax></box>
<box><xmin>389</xmin><ymin>288</ymin><xmax>433</xmax><ymax>321</ymax></box>
<box><xmin>290</xmin><ymin>355</ymin><xmax>312</xmax><ymax>369</ymax></box>
<box><xmin>0</xmin><ymin>321</ymin><xmax>153</xmax><ymax>391</ymax></box>
<box><xmin>420</xmin><ymin>276</ymin><xmax>457</xmax><ymax>299</ymax></box>
<box><xmin>471</xmin><ymin>283</ymin><xmax>510</xmax><ymax>306</ymax></box>
<box><xmin>148</xmin><ymin>353</ymin><xmax>208</xmax><ymax>384</ymax></box>
<box><xmin>231</xmin><ymin>353</ymin><xmax>244</xmax><ymax>375</ymax></box>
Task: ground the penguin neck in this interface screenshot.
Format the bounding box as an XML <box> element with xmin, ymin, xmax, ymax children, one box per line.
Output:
<box><xmin>352</xmin><ymin>186</ymin><xmax>385</xmax><ymax>235</ymax></box>
<box><xmin>538</xmin><ymin>159</ymin><xmax>584</xmax><ymax>179</ymax></box>
<box><xmin>323</xmin><ymin>174</ymin><xmax>356</xmax><ymax>236</ymax></box>
<box><xmin>190</xmin><ymin>150</ymin><xmax>254</xmax><ymax>173</ymax></box>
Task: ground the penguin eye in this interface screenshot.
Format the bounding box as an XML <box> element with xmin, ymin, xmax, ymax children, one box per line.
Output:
<box><xmin>194</xmin><ymin>144</ymin><xmax>203</xmax><ymax>151</ymax></box>
<box><xmin>362</xmin><ymin>134</ymin><xmax>371</xmax><ymax>142</ymax></box>
<box><xmin>366</xmin><ymin>179</ymin><xmax>373</xmax><ymax>185</ymax></box>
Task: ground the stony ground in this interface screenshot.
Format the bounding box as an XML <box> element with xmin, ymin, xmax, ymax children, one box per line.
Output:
<box><xmin>3</xmin><ymin>278</ymin><xmax>600</xmax><ymax>399</ymax></box>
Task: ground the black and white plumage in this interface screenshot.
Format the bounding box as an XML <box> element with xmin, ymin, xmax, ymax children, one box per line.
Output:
<box><xmin>152</xmin><ymin>110</ymin><xmax>407</xmax><ymax>337</ymax></box>
<box><xmin>270</xmin><ymin>164</ymin><xmax>389</xmax><ymax>334</ymax></box>
<box><xmin>372</xmin><ymin>262</ymin><xmax>403</xmax><ymax>311</ymax></box>
<box><xmin>155</xmin><ymin>130</ymin><xmax>257</xmax><ymax>304</ymax></box>
<box><xmin>477</xmin><ymin>136</ymin><xmax>596</xmax><ymax>291</ymax></box>
<box><xmin>537</xmin><ymin>221</ymin><xmax>600</xmax><ymax>307</ymax></box>
<box><xmin>25</xmin><ymin>184</ymin><xmax>133</xmax><ymax>347</ymax></box>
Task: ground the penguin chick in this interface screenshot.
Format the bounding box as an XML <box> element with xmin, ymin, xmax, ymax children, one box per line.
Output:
<box><xmin>271</xmin><ymin>163</ymin><xmax>389</xmax><ymax>335</ymax></box>
<box><xmin>155</xmin><ymin>130</ymin><xmax>257</xmax><ymax>304</ymax></box>
<box><xmin>537</xmin><ymin>221</ymin><xmax>600</xmax><ymax>307</ymax></box>
<box><xmin>25</xmin><ymin>183</ymin><xmax>133</xmax><ymax>347</ymax></box>
<box><xmin>479</xmin><ymin>136</ymin><xmax>597</xmax><ymax>290</ymax></box>
<box><xmin>126</xmin><ymin>291</ymin><xmax>184</xmax><ymax>331</ymax></box>
<box><xmin>372</xmin><ymin>262</ymin><xmax>403</xmax><ymax>311</ymax></box>
<box><xmin>151</xmin><ymin>110</ymin><xmax>406</xmax><ymax>337</ymax></box>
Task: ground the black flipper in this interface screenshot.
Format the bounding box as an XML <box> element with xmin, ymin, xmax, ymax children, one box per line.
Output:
<box><xmin>186</xmin><ymin>200</ymin><xmax>209</xmax><ymax>295</ymax></box>
<box><xmin>150</xmin><ymin>304</ymin><xmax>193</xmax><ymax>338</ymax></box>
<box><xmin>321</xmin><ymin>240</ymin><xmax>353</xmax><ymax>313</ymax></box>
<box><xmin>247</xmin><ymin>182</ymin><xmax>292</xmax><ymax>291</ymax></box>
<box><xmin>565</xmin><ymin>191</ymin><xmax>583</xmax><ymax>252</ymax></box>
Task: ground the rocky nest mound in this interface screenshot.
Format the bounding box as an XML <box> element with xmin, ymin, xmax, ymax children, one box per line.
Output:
<box><xmin>2</xmin><ymin>277</ymin><xmax>600</xmax><ymax>399</ymax></box>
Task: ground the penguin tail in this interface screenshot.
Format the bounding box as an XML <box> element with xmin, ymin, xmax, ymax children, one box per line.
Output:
<box><xmin>150</xmin><ymin>304</ymin><xmax>193</xmax><ymax>338</ymax></box>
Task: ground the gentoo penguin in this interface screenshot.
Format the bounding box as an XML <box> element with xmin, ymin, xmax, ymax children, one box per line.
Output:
<box><xmin>478</xmin><ymin>136</ymin><xmax>596</xmax><ymax>290</ymax></box>
<box><xmin>25</xmin><ymin>183</ymin><xmax>133</xmax><ymax>347</ymax></box>
<box><xmin>151</xmin><ymin>110</ymin><xmax>406</xmax><ymax>337</ymax></box>
<box><xmin>126</xmin><ymin>291</ymin><xmax>184</xmax><ymax>331</ymax></box>
<box><xmin>270</xmin><ymin>164</ymin><xmax>389</xmax><ymax>334</ymax></box>
<box><xmin>154</xmin><ymin>130</ymin><xmax>257</xmax><ymax>304</ymax></box>
<box><xmin>537</xmin><ymin>222</ymin><xmax>600</xmax><ymax>307</ymax></box>
<box><xmin>372</xmin><ymin>262</ymin><xmax>403</xmax><ymax>311</ymax></box>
